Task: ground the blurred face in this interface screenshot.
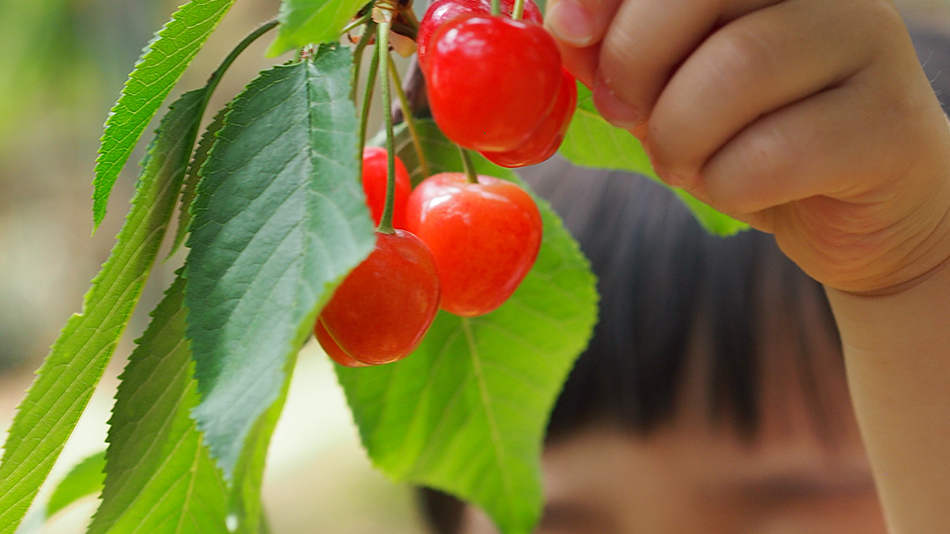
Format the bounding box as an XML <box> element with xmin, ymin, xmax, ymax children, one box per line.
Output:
<box><xmin>459</xmin><ymin>335</ymin><xmax>888</xmax><ymax>533</ymax></box>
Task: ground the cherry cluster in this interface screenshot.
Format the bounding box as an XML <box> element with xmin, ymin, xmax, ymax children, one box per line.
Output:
<box><xmin>418</xmin><ymin>0</ymin><xmax>578</xmax><ymax>167</ymax></box>
<box><xmin>315</xmin><ymin>148</ymin><xmax>542</xmax><ymax>367</ymax></box>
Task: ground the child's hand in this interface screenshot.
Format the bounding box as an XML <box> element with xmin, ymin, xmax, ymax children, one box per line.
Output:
<box><xmin>546</xmin><ymin>0</ymin><xmax>950</xmax><ymax>294</ymax></box>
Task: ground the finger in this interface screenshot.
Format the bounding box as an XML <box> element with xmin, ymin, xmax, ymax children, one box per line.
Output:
<box><xmin>545</xmin><ymin>0</ymin><xmax>624</xmax><ymax>48</ymax></box>
<box><xmin>699</xmin><ymin>61</ymin><xmax>926</xmax><ymax>216</ymax></box>
<box><xmin>646</xmin><ymin>0</ymin><xmax>879</xmax><ymax>186</ymax></box>
<box><xmin>703</xmin><ymin>72</ymin><xmax>950</xmax><ymax>292</ymax></box>
<box><xmin>594</xmin><ymin>0</ymin><xmax>780</xmax><ymax>129</ymax></box>
<box><xmin>557</xmin><ymin>41</ymin><xmax>599</xmax><ymax>88</ymax></box>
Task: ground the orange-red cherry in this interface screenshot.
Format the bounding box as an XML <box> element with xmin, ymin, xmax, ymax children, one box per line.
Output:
<box><xmin>315</xmin><ymin>321</ymin><xmax>370</xmax><ymax>368</ymax></box>
<box><xmin>361</xmin><ymin>146</ymin><xmax>411</xmax><ymax>229</ymax></box>
<box><xmin>406</xmin><ymin>173</ymin><xmax>543</xmax><ymax>317</ymax></box>
<box><xmin>316</xmin><ymin>230</ymin><xmax>441</xmax><ymax>366</ymax></box>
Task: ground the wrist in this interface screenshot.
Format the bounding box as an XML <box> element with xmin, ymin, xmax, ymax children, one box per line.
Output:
<box><xmin>825</xmin><ymin>249</ymin><xmax>950</xmax><ymax>357</ymax></box>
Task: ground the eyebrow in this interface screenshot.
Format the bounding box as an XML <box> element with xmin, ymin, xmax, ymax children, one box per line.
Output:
<box><xmin>730</xmin><ymin>469</ymin><xmax>877</xmax><ymax>500</ymax></box>
<box><xmin>538</xmin><ymin>501</ymin><xmax>612</xmax><ymax>530</ymax></box>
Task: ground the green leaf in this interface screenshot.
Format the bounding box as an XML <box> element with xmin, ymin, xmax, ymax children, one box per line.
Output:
<box><xmin>560</xmin><ymin>83</ymin><xmax>749</xmax><ymax>236</ymax></box>
<box><xmin>337</xmin><ymin>122</ymin><xmax>599</xmax><ymax>534</ymax></box>
<box><xmin>225</xmin><ymin>353</ymin><xmax>296</xmax><ymax>534</ymax></box>
<box><xmin>184</xmin><ymin>44</ymin><xmax>375</xmax><ymax>479</ymax></box>
<box><xmin>268</xmin><ymin>0</ymin><xmax>367</xmax><ymax>56</ymax></box>
<box><xmin>93</xmin><ymin>0</ymin><xmax>237</xmax><ymax>228</ymax></box>
<box><xmin>0</xmin><ymin>89</ymin><xmax>202</xmax><ymax>534</ymax></box>
<box><xmin>14</xmin><ymin>452</ymin><xmax>106</xmax><ymax>534</ymax></box>
<box><xmin>89</xmin><ymin>272</ymin><xmax>227</xmax><ymax>534</ymax></box>
<box><xmin>169</xmin><ymin>105</ymin><xmax>229</xmax><ymax>258</ymax></box>
<box><xmin>46</xmin><ymin>451</ymin><xmax>106</xmax><ymax>519</ymax></box>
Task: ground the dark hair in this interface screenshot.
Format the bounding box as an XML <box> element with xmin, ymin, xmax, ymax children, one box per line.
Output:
<box><xmin>418</xmin><ymin>162</ymin><xmax>844</xmax><ymax>534</ymax></box>
<box><xmin>525</xmin><ymin>163</ymin><xmax>845</xmax><ymax>441</ymax></box>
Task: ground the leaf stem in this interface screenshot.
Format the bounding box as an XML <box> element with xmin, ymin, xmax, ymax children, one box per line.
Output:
<box><xmin>512</xmin><ymin>0</ymin><xmax>525</xmax><ymax>20</ymax></box>
<box><xmin>377</xmin><ymin>21</ymin><xmax>398</xmax><ymax>235</ymax></box>
<box><xmin>388</xmin><ymin>56</ymin><xmax>429</xmax><ymax>180</ymax></box>
<box><xmin>458</xmin><ymin>146</ymin><xmax>479</xmax><ymax>184</ymax></box>
<box><xmin>203</xmin><ymin>20</ymin><xmax>279</xmax><ymax>114</ymax></box>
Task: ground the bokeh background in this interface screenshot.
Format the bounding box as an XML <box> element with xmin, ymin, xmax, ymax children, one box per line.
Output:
<box><xmin>2</xmin><ymin>0</ymin><xmax>950</xmax><ymax>532</ymax></box>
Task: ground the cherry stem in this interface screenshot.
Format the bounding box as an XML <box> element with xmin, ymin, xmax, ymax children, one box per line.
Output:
<box><xmin>512</xmin><ymin>0</ymin><xmax>525</xmax><ymax>19</ymax></box>
<box><xmin>458</xmin><ymin>146</ymin><xmax>479</xmax><ymax>184</ymax></box>
<box><xmin>377</xmin><ymin>20</ymin><xmax>399</xmax><ymax>235</ymax></box>
<box><xmin>357</xmin><ymin>43</ymin><xmax>380</xmax><ymax>183</ymax></box>
<box><xmin>388</xmin><ymin>55</ymin><xmax>430</xmax><ymax>179</ymax></box>
<box><xmin>490</xmin><ymin>0</ymin><xmax>501</xmax><ymax>16</ymax></box>
<box><xmin>351</xmin><ymin>20</ymin><xmax>377</xmax><ymax>102</ymax></box>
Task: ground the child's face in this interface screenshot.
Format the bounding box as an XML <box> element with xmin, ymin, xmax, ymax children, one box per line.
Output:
<box><xmin>458</xmin><ymin>348</ymin><xmax>887</xmax><ymax>533</ymax></box>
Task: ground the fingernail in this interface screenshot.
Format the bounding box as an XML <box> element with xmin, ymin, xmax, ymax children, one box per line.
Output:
<box><xmin>658</xmin><ymin>170</ymin><xmax>687</xmax><ymax>188</ymax></box>
<box><xmin>592</xmin><ymin>80</ymin><xmax>642</xmax><ymax>129</ymax></box>
<box><xmin>629</xmin><ymin>120</ymin><xmax>649</xmax><ymax>140</ymax></box>
<box><xmin>655</xmin><ymin>168</ymin><xmax>696</xmax><ymax>190</ymax></box>
<box><xmin>545</xmin><ymin>0</ymin><xmax>594</xmax><ymax>47</ymax></box>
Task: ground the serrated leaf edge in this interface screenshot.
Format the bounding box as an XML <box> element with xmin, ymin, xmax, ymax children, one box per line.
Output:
<box><xmin>93</xmin><ymin>0</ymin><xmax>236</xmax><ymax>228</ymax></box>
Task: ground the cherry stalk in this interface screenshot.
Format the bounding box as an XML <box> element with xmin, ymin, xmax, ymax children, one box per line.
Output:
<box><xmin>376</xmin><ymin>6</ymin><xmax>399</xmax><ymax>235</ymax></box>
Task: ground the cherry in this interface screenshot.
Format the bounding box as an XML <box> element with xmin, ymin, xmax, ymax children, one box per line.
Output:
<box><xmin>425</xmin><ymin>15</ymin><xmax>562</xmax><ymax>152</ymax></box>
<box><xmin>406</xmin><ymin>172</ymin><xmax>543</xmax><ymax>317</ymax></box>
<box><xmin>361</xmin><ymin>146</ymin><xmax>411</xmax><ymax>229</ymax></box>
<box><xmin>316</xmin><ymin>230</ymin><xmax>441</xmax><ymax>366</ymax></box>
<box><xmin>416</xmin><ymin>0</ymin><xmax>543</xmax><ymax>73</ymax></box>
<box><xmin>315</xmin><ymin>321</ymin><xmax>369</xmax><ymax>367</ymax></box>
<box><xmin>483</xmin><ymin>69</ymin><xmax>578</xmax><ymax>168</ymax></box>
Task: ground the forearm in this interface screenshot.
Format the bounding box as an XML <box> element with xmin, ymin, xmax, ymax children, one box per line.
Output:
<box><xmin>826</xmin><ymin>258</ymin><xmax>950</xmax><ymax>533</ymax></box>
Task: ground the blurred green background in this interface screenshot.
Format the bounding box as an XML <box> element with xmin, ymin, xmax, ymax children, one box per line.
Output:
<box><xmin>0</xmin><ymin>0</ymin><xmax>428</xmax><ymax>532</ymax></box>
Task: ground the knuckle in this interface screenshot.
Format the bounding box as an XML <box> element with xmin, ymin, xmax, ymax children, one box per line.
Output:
<box><xmin>705</xmin><ymin>25</ymin><xmax>779</xmax><ymax>95</ymax></box>
<box><xmin>708</xmin><ymin>122</ymin><xmax>795</xmax><ymax>213</ymax></box>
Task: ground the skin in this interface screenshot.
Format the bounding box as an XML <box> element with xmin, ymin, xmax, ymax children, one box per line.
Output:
<box><xmin>542</xmin><ymin>0</ymin><xmax>950</xmax><ymax>531</ymax></box>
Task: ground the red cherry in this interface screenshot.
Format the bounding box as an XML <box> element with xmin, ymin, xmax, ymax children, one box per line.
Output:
<box><xmin>417</xmin><ymin>0</ymin><xmax>543</xmax><ymax>72</ymax></box>
<box><xmin>406</xmin><ymin>173</ymin><xmax>543</xmax><ymax>317</ymax></box>
<box><xmin>316</xmin><ymin>230</ymin><xmax>441</xmax><ymax>366</ymax></box>
<box><xmin>314</xmin><ymin>321</ymin><xmax>369</xmax><ymax>367</ymax></box>
<box><xmin>483</xmin><ymin>69</ymin><xmax>578</xmax><ymax>168</ymax></box>
<box><xmin>361</xmin><ymin>146</ymin><xmax>411</xmax><ymax>229</ymax></box>
<box><xmin>426</xmin><ymin>15</ymin><xmax>562</xmax><ymax>152</ymax></box>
